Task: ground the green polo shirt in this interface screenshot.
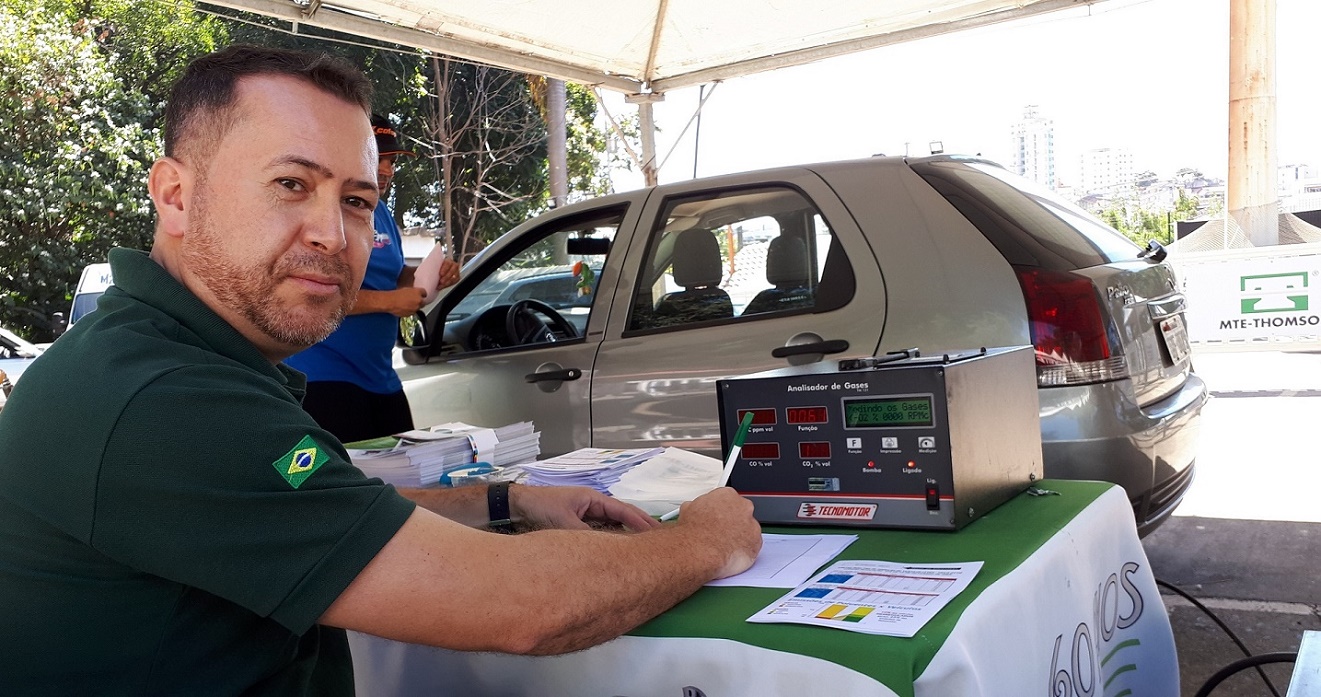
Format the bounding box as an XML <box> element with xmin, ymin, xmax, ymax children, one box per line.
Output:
<box><xmin>0</xmin><ymin>248</ymin><xmax>416</xmax><ymax>695</ymax></box>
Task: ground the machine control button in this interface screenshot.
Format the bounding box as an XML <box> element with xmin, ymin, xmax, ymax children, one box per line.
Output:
<box><xmin>925</xmin><ymin>484</ymin><xmax>940</xmax><ymax>511</ymax></box>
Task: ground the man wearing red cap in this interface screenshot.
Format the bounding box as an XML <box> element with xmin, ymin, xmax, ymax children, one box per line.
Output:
<box><xmin>287</xmin><ymin>113</ymin><xmax>459</xmax><ymax>442</ymax></box>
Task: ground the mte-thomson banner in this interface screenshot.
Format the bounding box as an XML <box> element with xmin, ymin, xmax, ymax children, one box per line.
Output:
<box><xmin>1176</xmin><ymin>246</ymin><xmax>1321</xmax><ymax>347</ymax></box>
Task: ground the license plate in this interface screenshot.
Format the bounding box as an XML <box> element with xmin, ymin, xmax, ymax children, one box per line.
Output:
<box><xmin>1158</xmin><ymin>314</ymin><xmax>1190</xmax><ymax>365</ymax></box>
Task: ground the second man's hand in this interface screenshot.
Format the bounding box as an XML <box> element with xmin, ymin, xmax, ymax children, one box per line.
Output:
<box><xmin>388</xmin><ymin>287</ymin><xmax>428</xmax><ymax>317</ymax></box>
<box><xmin>511</xmin><ymin>484</ymin><xmax>661</xmax><ymax>533</ymax></box>
<box><xmin>671</xmin><ymin>487</ymin><xmax>761</xmax><ymax>579</ymax></box>
<box><xmin>437</xmin><ymin>257</ymin><xmax>460</xmax><ymax>289</ymax></box>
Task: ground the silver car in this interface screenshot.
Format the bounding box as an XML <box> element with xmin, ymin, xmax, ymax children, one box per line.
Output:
<box><xmin>0</xmin><ymin>325</ymin><xmax>44</xmax><ymax>411</ymax></box>
<box><xmin>398</xmin><ymin>156</ymin><xmax>1206</xmax><ymax>536</ymax></box>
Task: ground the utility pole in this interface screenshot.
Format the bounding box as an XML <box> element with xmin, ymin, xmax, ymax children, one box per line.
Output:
<box><xmin>1228</xmin><ymin>0</ymin><xmax>1278</xmax><ymax>246</ymax></box>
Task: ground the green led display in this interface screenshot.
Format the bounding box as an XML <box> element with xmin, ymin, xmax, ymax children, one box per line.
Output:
<box><xmin>843</xmin><ymin>396</ymin><xmax>933</xmax><ymax>428</ymax></box>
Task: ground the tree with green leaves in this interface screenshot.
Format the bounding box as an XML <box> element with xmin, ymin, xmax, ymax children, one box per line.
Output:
<box><xmin>1173</xmin><ymin>187</ymin><xmax>1200</xmax><ymax>221</ymax></box>
<box><xmin>1099</xmin><ymin>187</ymin><xmax>1205</xmax><ymax>248</ymax></box>
<box><xmin>0</xmin><ymin>0</ymin><xmax>620</xmax><ymax>341</ymax></box>
<box><xmin>0</xmin><ymin>1</ymin><xmax>223</xmax><ymax>341</ymax></box>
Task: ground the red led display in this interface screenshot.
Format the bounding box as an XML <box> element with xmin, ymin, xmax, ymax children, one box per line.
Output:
<box><xmin>737</xmin><ymin>408</ymin><xmax>777</xmax><ymax>426</ymax></box>
<box><xmin>785</xmin><ymin>406</ymin><xmax>829</xmax><ymax>424</ymax></box>
<box><xmin>799</xmin><ymin>441</ymin><xmax>832</xmax><ymax>459</ymax></box>
<box><xmin>740</xmin><ymin>442</ymin><xmax>781</xmax><ymax>459</ymax></box>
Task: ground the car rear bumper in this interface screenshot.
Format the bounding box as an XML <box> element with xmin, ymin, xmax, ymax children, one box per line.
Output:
<box><xmin>1039</xmin><ymin>371</ymin><xmax>1208</xmax><ymax>537</ymax></box>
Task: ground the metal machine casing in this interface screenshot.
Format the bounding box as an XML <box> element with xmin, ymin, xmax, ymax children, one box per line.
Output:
<box><xmin>717</xmin><ymin>346</ymin><xmax>1043</xmax><ymax>530</ymax></box>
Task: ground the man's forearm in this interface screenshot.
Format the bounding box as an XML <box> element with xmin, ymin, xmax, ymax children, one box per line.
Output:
<box><xmin>494</xmin><ymin>526</ymin><xmax>725</xmax><ymax>654</ymax></box>
<box><xmin>387</xmin><ymin>487</ymin><xmax>721</xmax><ymax>651</ymax></box>
<box><xmin>347</xmin><ymin>288</ymin><xmax>399</xmax><ymax>315</ymax></box>
<box><xmin>398</xmin><ymin>485</ymin><xmax>490</xmax><ymax>528</ymax></box>
<box><xmin>347</xmin><ymin>286</ymin><xmax>425</xmax><ymax>317</ymax></box>
<box><xmin>417</xmin><ymin>497</ymin><xmax>741</xmax><ymax>654</ymax></box>
<box><xmin>325</xmin><ymin>510</ymin><xmax>730</xmax><ymax>655</ymax></box>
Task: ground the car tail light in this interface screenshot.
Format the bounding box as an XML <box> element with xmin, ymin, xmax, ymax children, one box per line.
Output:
<box><xmin>1014</xmin><ymin>267</ymin><xmax>1128</xmax><ymax>387</ymax></box>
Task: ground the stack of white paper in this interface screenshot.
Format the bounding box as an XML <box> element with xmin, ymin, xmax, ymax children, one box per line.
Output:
<box><xmin>346</xmin><ymin>422</ymin><xmax>540</xmax><ymax>488</ymax></box>
<box><xmin>607</xmin><ymin>448</ymin><xmax>723</xmax><ymax>516</ymax></box>
<box><xmin>519</xmin><ymin>447</ymin><xmax>665</xmax><ymax>493</ymax></box>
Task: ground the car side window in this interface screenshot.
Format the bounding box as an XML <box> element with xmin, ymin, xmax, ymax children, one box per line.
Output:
<box><xmin>443</xmin><ymin>209</ymin><xmax>620</xmax><ymax>353</ymax></box>
<box><xmin>626</xmin><ymin>186</ymin><xmax>854</xmax><ymax>333</ymax></box>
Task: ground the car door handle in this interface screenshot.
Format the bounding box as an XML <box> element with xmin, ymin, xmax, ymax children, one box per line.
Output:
<box><xmin>771</xmin><ymin>339</ymin><xmax>850</xmax><ymax>358</ymax></box>
<box><xmin>525</xmin><ymin>367</ymin><xmax>583</xmax><ymax>383</ymax></box>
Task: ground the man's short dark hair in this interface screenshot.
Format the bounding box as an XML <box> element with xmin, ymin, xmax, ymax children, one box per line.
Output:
<box><xmin>164</xmin><ymin>44</ymin><xmax>373</xmax><ymax>165</ymax></box>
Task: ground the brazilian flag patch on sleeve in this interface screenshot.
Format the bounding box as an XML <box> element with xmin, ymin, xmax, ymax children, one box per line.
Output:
<box><xmin>272</xmin><ymin>435</ymin><xmax>330</xmax><ymax>489</ymax></box>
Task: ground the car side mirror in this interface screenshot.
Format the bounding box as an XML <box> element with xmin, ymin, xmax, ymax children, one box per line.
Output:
<box><xmin>397</xmin><ymin>311</ymin><xmax>434</xmax><ymax>366</ymax></box>
<box><xmin>397</xmin><ymin>311</ymin><xmax>429</xmax><ymax>351</ymax></box>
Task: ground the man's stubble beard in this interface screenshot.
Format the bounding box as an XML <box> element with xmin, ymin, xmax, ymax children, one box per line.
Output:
<box><xmin>182</xmin><ymin>183</ymin><xmax>357</xmax><ymax>350</ymax></box>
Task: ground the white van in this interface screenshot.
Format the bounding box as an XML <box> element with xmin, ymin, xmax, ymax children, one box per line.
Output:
<box><xmin>69</xmin><ymin>263</ymin><xmax>113</xmax><ymax>327</ymax></box>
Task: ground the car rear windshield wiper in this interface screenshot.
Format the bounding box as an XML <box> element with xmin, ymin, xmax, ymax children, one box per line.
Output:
<box><xmin>1136</xmin><ymin>239</ymin><xmax>1168</xmax><ymax>263</ymax></box>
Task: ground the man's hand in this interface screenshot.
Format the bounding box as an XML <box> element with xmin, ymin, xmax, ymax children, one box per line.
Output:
<box><xmin>671</xmin><ymin>487</ymin><xmax>762</xmax><ymax>579</ymax></box>
<box><xmin>511</xmin><ymin>484</ymin><xmax>661</xmax><ymax>533</ymax></box>
<box><xmin>437</xmin><ymin>258</ymin><xmax>460</xmax><ymax>290</ymax></box>
<box><xmin>408</xmin><ymin>251</ymin><xmax>460</xmax><ymax>305</ymax></box>
<box><xmin>385</xmin><ymin>286</ymin><xmax>425</xmax><ymax>315</ymax></box>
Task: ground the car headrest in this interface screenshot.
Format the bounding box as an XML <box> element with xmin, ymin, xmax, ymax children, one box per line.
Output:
<box><xmin>671</xmin><ymin>229</ymin><xmax>723</xmax><ymax>289</ymax></box>
<box><xmin>765</xmin><ymin>236</ymin><xmax>809</xmax><ymax>287</ymax></box>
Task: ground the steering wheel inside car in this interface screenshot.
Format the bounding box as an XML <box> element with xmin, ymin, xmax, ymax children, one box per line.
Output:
<box><xmin>504</xmin><ymin>299</ymin><xmax>579</xmax><ymax>345</ymax></box>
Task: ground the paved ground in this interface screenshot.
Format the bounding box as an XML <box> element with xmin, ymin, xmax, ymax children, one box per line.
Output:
<box><xmin>1141</xmin><ymin>349</ymin><xmax>1321</xmax><ymax>696</ymax></box>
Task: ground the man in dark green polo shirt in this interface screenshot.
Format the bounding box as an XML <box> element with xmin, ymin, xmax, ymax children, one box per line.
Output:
<box><xmin>0</xmin><ymin>45</ymin><xmax>761</xmax><ymax>696</ymax></box>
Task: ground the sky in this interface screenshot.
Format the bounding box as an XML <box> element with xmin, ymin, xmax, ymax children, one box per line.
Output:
<box><xmin>604</xmin><ymin>0</ymin><xmax>1320</xmax><ymax>191</ymax></box>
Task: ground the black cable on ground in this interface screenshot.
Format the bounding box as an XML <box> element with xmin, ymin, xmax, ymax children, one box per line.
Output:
<box><xmin>1191</xmin><ymin>652</ymin><xmax>1297</xmax><ymax>697</ymax></box>
<box><xmin>1155</xmin><ymin>577</ymin><xmax>1282</xmax><ymax>697</ymax></box>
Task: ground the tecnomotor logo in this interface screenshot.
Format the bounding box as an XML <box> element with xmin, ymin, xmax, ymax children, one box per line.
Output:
<box><xmin>1240</xmin><ymin>271</ymin><xmax>1310</xmax><ymax>313</ymax></box>
<box><xmin>1047</xmin><ymin>561</ymin><xmax>1147</xmax><ymax>697</ymax></box>
<box><xmin>797</xmin><ymin>502</ymin><xmax>877</xmax><ymax>520</ymax></box>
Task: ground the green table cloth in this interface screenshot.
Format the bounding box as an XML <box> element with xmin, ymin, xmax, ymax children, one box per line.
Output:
<box><xmin>350</xmin><ymin>480</ymin><xmax>1178</xmax><ymax>696</ymax></box>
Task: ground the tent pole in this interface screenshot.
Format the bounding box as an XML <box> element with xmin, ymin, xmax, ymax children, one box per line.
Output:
<box><xmin>627</xmin><ymin>92</ymin><xmax>664</xmax><ymax>186</ymax></box>
<box><xmin>547</xmin><ymin>78</ymin><xmax>568</xmax><ymax>208</ymax></box>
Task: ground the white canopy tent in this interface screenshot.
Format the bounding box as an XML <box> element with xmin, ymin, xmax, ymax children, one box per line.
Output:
<box><xmin>203</xmin><ymin>0</ymin><xmax>1107</xmax><ymax>94</ymax></box>
<box><xmin>202</xmin><ymin>0</ymin><xmax>1109</xmax><ymax>180</ymax></box>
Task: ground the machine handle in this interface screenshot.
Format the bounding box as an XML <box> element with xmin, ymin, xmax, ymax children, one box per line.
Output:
<box><xmin>524</xmin><ymin>367</ymin><xmax>583</xmax><ymax>383</ymax></box>
<box><xmin>771</xmin><ymin>339</ymin><xmax>850</xmax><ymax>358</ymax></box>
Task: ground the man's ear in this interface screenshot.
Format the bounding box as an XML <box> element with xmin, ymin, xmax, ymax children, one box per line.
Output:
<box><xmin>147</xmin><ymin>157</ymin><xmax>192</xmax><ymax>239</ymax></box>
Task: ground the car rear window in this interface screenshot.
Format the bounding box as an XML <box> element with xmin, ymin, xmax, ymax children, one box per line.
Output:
<box><xmin>913</xmin><ymin>159</ymin><xmax>1140</xmax><ymax>271</ymax></box>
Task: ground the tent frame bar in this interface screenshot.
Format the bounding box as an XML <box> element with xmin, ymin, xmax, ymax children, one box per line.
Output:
<box><xmin>202</xmin><ymin>0</ymin><xmax>642</xmax><ymax>92</ymax></box>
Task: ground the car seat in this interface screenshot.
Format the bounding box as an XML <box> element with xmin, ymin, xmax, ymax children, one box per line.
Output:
<box><xmin>742</xmin><ymin>235</ymin><xmax>813</xmax><ymax>315</ymax></box>
<box><xmin>654</xmin><ymin>229</ymin><xmax>733</xmax><ymax>323</ymax></box>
